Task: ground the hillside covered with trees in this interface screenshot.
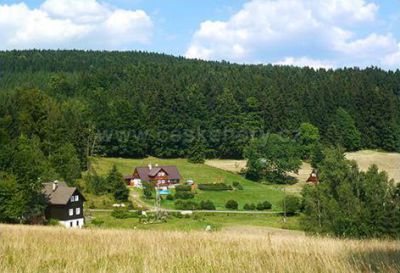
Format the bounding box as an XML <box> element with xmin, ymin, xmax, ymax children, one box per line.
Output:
<box><xmin>1</xmin><ymin>50</ymin><xmax>400</xmax><ymax>161</ymax></box>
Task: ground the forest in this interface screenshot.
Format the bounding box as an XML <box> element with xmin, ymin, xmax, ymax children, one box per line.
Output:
<box><xmin>1</xmin><ymin>50</ymin><xmax>400</xmax><ymax>162</ymax></box>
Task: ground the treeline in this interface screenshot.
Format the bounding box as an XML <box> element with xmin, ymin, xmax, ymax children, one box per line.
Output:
<box><xmin>1</xmin><ymin>50</ymin><xmax>400</xmax><ymax>159</ymax></box>
<box><xmin>0</xmin><ymin>89</ymin><xmax>91</xmax><ymax>223</ymax></box>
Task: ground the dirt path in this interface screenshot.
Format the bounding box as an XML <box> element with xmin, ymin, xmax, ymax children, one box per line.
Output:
<box><xmin>130</xmin><ymin>189</ymin><xmax>151</xmax><ymax>210</ymax></box>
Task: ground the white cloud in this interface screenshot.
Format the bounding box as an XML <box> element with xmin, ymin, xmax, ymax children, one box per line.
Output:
<box><xmin>0</xmin><ymin>0</ymin><xmax>153</xmax><ymax>50</ymax></box>
<box><xmin>186</xmin><ymin>0</ymin><xmax>400</xmax><ymax>69</ymax></box>
<box><xmin>274</xmin><ymin>57</ymin><xmax>334</xmax><ymax>69</ymax></box>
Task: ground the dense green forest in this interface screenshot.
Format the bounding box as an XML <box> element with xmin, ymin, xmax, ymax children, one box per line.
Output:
<box><xmin>1</xmin><ymin>50</ymin><xmax>400</xmax><ymax>162</ymax></box>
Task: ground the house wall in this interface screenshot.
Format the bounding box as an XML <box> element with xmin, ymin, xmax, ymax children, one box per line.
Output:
<box><xmin>59</xmin><ymin>218</ymin><xmax>84</xmax><ymax>229</ymax></box>
<box><xmin>45</xmin><ymin>191</ymin><xmax>84</xmax><ymax>221</ymax></box>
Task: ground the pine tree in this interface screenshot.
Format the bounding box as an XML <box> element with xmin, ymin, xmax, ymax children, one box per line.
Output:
<box><xmin>187</xmin><ymin>137</ymin><xmax>206</xmax><ymax>164</ymax></box>
<box><xmin>106</xmin><ymin>165</ymin><xmax>129</xmax><ymax>202</ymax></box>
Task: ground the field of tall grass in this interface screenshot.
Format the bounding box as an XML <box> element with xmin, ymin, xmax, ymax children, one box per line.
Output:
<box><xmin>1</xmin><ymin>224</ymin><xmax>399</xmax><ymax>273</ymax></box>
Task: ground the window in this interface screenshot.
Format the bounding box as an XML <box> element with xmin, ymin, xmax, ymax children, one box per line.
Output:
<box><xmin>74</xmin><ymin>195</ymin><xmax>79</xmax><ymax>202</ymax></box>
<box><xmin>69</xmin><ymin>209</ymin><xmax>73</xmax><ymax>216</ymax></box>
<box><xmin>70</xmin><ymin>196</ymin><xmax>74</xmax><ymax>202</ymax></box>
<box><xmin>70</xmin><ymin>222</ymin><xmax>73</xmax><ymax>227</ymax></box>
<box><xmin>76</xmin><ymin>220</ymin><xmax>79</xmax><ymax>227</ymax></box>
<box><xmin>76</xmin><ymin>207</ymin><xmax>80</xmax><ymax>215</ymax></box>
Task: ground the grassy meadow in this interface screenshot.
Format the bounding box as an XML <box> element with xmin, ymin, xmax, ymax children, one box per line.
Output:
<box><xmin>1</xmin><ymin>224</ymin><xmax>399</xmax><ymax>273</ymax></box>
<box><xmin>85</xmin><ymin>211</ymin><xmax>300</xmax><ymax>231</ymax></box>
<box><xmin>90</xmin><ymin>157</ymin><xmax>286</xmax><ymax>211</ymax></box>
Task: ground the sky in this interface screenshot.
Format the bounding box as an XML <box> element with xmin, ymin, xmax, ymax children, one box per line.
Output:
<box><xmin>1</xmin><ymin>0</ymin><xmax>400</xmax><ymax>69</ymax></box>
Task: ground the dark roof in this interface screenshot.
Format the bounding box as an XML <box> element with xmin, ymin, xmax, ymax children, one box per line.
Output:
<box><xmin>42</xmin><ymin>181</ymin><xmax>84</xmax><ymax>205</ymax></box>
<box><xmin>135</xmin><ymin>166</ymin><xmax>180</xmax><ymax>181</ymax></box>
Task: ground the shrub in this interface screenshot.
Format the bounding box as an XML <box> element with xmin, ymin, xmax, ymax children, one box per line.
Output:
<box><xmin>255</xmin><ymin>201</ymin><xmax>272</xmax><ymax>210</ymax></box>
<box><xmin>46</xmin><ymin>219</ymin><xmax>60</xmax><ymax>226</ymax></box>
<box><xmin>243</xmin><ymin>203</ymin><xmax>256</xmax><ymax>210</ymax></box>
<box><xmin>232</xmin><ymin>181</ymin><xmax>244</xmax><ymax>190</ymax></box>
<box><xmin>198</xmin><ymin>183</ymin><xmax>233</xmax><ymax>191</ymax></box>
<box><xmin>225</xmin><ymin>200</ymin><xmax>238</xmax><ymax>210</ymax></box>
<box><xmin>282</xmin><ymin>195</ymin><xmax>301</xmax><ymax>215</ymax></box>
<box><xmin>200</xmin><ymin>200</ymin><xmax>216</xmax><ymax>210</ymax></box>
<box><xmin>256</xmin><ymin>202</ymin><xmax>265</xmax><ymax>211</ymax></box>
<box><xmin>262</xmin><ymin>201</ymin><xmax>272</xmax><ymax>210</ymax></box>
<box><xmin>143</xmin><ymin>187</ymin><xmax>153</xmax><ymax>199</ymax></box>
<box><xmin>175</xmin><ymin>191</ymin><xmax>194</xmax><ymax>200</ymax></box>
<box><xmin>85</xmin><ymin>172</ymin><xmax>108</xmax><ymax>195</ymax></box>
<box><xmin>174</xmin><ymin>200</ymin><xmax>199</xmax><ymax>210</ymax></box>
<box><xmin>166</xmin><ymin>194</ymin><xmax>174</xmax><ymax>201</ymax></box>
<box><xmin>91</xmin><ymin>219</ymin><xmax>104</xmax><ymax>227</ymax></box>
<box><xmin>111</xmin><ymin>207</ymin><xmax>131</xmax><ymax>219</ymax></box>
<box><xmin>175</xmin><ymin>185</ymin><xmax>192</xmax><ymax>192</ymax></box>
<box><xmin>114</xmin><ymin>186</ymin><xmax>129</xmax><ymax>202</ymax></box>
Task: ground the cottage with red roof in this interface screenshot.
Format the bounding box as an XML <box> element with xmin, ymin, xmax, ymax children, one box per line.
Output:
<box><xmin>124</xmin><ymin>164</ymin><xmax>181</xmax><ymax>187</ymax></box>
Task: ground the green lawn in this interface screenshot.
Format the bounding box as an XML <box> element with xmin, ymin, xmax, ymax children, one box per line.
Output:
<box><xmin>85</xmin><ymin>210</ymin><xmax>301</xmax><ymax>231</ymax></box>
<box><xmin>91</xmin><ymin>157</ymin><xmax>287</xmax><ymax>211</ymax></box>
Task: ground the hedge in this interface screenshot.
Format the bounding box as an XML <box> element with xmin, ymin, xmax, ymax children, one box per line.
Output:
<box><xmin>198</xmin><ymin>183</ymin><xmax>233</xmax><ymax>191</ymax></box>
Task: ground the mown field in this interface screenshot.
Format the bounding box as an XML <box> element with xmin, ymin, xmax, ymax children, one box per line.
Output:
<box><xmin>1</xmin><ymin>224</ymin><xmax>399</xmax><ymax>273</ymax></box>
<box><xmin>206</xmin><ymin>150</ymin><xmax>400</xmax><ymax>184</ymax></box>
<box><xmin>91</xmin><ymin>157</ymin><xmax>286</xmax><ymax>211</ymax></box>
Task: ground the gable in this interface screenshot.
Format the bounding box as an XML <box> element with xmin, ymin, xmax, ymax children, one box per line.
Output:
<box><xmin>134</xmin><ymin>166</ymin><xmax>181</xmax><ymax>181</ymax></box>
<box><xmin>43</xmin><ymin>182</ymin><xmax>86</xmax><ymax>205</ymax></box>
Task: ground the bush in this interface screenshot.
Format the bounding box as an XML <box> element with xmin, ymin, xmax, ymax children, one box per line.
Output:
<box><xmin>85</xmin><ymin>172</ymin><xmax>108</xmax><ymax>195</ymax></box>
<box><xmin>174</xmin><ymin>200</ymin><xmax>199</xmax><ymax>210</ymax></box>
<box><xmin>243</xmin><ymin>203</ymin><xmax>256</xmax><ymax>210</ymax></box>
<box><xmin>225</xmin><ymin>200</ymin><xmax>238</xmax><ymax>210</ymax></box>
<box><xmin>174</xmin><ymin>191</ymin><xmax>194</xmax><ymax>200</ymax></box>
<box><xmin>114</xmin><ymin>186</ymin><xmax>129</xmax><ymax>202</ymax></box>
<box><xmin>175</xmin><ymin>185</ymin><xmax>192</xmax><ymax>191</ymax></box>
<box><xmin>143</xmin><ymin>187</ymin><xmax>153</xmax><ymax>199</ymax></box>
<box><xmin>111</xmin><ymin>207</ymin><xmax>131</xmax><ymax>219</ymax></box>
<box><xmin>198</xmin><ymin>183</ymin><xmax>233</xmax><ymax>191</ymax></box>
<box><xmin>256</xmin><ymin>202</ymin><xmax>265</xmax><ymax>210</ymax></box>
<box><xmin>91</xmin><ymin>219</ymin><xmax>104</xmax><ymax>227</ymax></box>
<box><xmin>256</xmin><ymin>201</ymin><xmax>272</xmax><ymax>210</ymax></box>
<box><xmin>283</xmin><ymin>195</ymin><xmax>301</xmax><ymax>215</ymax></box>
<box><xmin>232</xmin><ymin>181</ymin><xmax>244</xmax><ymax>190</ymax></box>
<box><xmin>166</xmin><ymin>194</ymin><xmax>174</xmax><ymax>201</ymax></box>
<box><xmin>46</xmin><ymin>219</ymin><xmax>60</xmax><ymax>226</ymax></box>
<box><xmin>200</xmin><ymin>200</ymin><xmax>216</xmax><ymax>210</ymax></box>
<box><xmin>262</xmin><ymin>201</ymin><xmax>272</xmax><ymax>210</ymax></box>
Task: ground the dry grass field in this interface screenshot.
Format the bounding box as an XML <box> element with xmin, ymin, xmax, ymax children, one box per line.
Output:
<box><xmin>345</xmin><ymin>150</ymin><xmax>400</xmax><ymax>183</ymax></box>
<box><xmin>206</xmin><ymin>150</ymin><xmax>400</xmax><ymax>184</ymax></box>
<box><xmin>1</xmin><ymin>224</ymin><xmax>399</xmax><ymax>273</ymax></box>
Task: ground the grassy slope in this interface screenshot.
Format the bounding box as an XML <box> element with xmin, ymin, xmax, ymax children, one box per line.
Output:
<box><xmin>86</xmin><ymin>211</ymin><xmax>300</xmax><ymax>231</ymax></box>
<box><xmin>91</xmin><ymin>157</ymin><xmax>285</xmax><ymax>211</ymax></box>
<box><xmin>1</xmin><ymin>224</ymin><xmax>399</xmax><ymax>273</ymax></box>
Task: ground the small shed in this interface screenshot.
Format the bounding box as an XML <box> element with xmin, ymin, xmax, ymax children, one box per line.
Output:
<box><xmin>306</xmin><ymin>169</ymin><xmax>319</xmax><ymax>185</ymax></box>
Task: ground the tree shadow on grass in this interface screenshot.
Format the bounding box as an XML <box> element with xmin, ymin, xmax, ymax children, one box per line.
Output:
<box><xmin>348</xmin><ymin>249</ymin><xmax>400</xmax><ymax>273</ymax></box>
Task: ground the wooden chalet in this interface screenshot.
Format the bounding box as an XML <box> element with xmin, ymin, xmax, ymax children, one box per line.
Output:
<box><xmin>306</xmin><ymin>169</ymin><xmax>319</xmax><ymax>185</ymax></box>
<box><xmin>124</xmin><ymin>164</ymin><xmax>181</xmax><ymax>187</ymax></box>
<box><xmin>42</xmin><ymin>181</ymin><xmax>86</xmax><ymax>228</ymax></box>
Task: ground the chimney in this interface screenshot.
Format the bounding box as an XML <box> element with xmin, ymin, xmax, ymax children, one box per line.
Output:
<box><xmin>148</xmin><ymin>163</ymin><xmax>152</xmax><ymax>170</ymax></box>
<box><xmin>52</xmin><ymin>180</ymin><xmax>58</xmax><ymax>191</ymax></box>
